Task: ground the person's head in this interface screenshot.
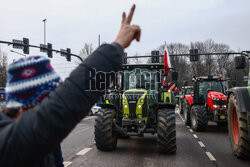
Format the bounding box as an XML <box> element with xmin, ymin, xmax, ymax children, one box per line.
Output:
<box><xmin>4</xmin><ymin>56</ymin><xmax>62</xmax><ymax>120</ymax></box>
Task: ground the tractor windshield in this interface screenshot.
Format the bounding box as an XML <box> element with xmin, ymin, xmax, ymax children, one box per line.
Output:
<box><xmin>123</xmin><ymin>69</ymin><xmax>159</xmax><ymax>91</ymax></box>
<box><xmin>199</xmin><ymin>81</ymin><xmax>223</xmax><ymax>97</ymax></box>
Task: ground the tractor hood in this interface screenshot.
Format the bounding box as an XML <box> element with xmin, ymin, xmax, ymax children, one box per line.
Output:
<box><xmin>207</xmin><ymin>91</ymin><xmax>227</xmax><ymax>100</ymax></box>
<box><xmin>122</xmin><ymin>89</ymin><xmax>148</xmax><ymax>119</ymax></box>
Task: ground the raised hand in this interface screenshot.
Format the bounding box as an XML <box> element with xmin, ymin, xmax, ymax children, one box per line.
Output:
<box><xmin>114</xmin><ymin>4</ymin><xmax>141</xmax><ymax>49</ymax></box>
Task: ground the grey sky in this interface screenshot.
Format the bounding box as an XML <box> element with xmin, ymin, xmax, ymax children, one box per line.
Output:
<box><xmin>0</xmin><ymin>0</ymin><xmax>249</xmax><ymax>79</ymax></box>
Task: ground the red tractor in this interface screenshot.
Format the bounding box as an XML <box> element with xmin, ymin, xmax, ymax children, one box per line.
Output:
<box><xmin>178</xmin><ymin>86</ymin><xmax>193</xmax><ymax>115</ymax></box>
<box><xmin>183</xmin><ymin>76</ymin><xmax>228</xmax><ymax>131</ymax></box>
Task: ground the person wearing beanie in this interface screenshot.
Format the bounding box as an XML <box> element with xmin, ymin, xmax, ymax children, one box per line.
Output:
<box><xmin>4</xmin><ymin>56</ymin><xmax>62</xmax><ymax>117</ymax></box>
<box><xmin>0</xmin><ymin>4</ymin><xmax>140</xmax><ymax>167</ymax></box>
<box><xmin>3</xmin><ymin>56</ymin><xmax>64</xmax><ymax>167</ymax></box>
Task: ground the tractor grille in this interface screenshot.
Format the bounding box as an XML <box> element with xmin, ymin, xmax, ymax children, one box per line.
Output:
<box><xmin>124</xmin><ymin>91</ymin><xmax>145</xmax><ymax>118</ymax></box>
<box><xmin>213</xmin><ymin>100</ymin><xmax>226</xmax><ymax>106</ymax></box>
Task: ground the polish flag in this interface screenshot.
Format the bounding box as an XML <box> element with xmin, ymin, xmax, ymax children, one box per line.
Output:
<box><xmin>164</xmin><ymin>44</ymin><xmax>171</xmax><ymax>75</ymax></box>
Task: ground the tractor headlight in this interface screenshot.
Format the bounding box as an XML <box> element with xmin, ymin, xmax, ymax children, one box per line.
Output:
<box><xmin>140</xmin><ymin>99</ymin><xmax>144</xmax><ymax>103</ymax></box>
<box><xmin>213</xmin><ymin>105</ymin><xmax>218</xmax><ymax>108</ymax></box>
<box><xmin>138</xmin><ymin>104</ymin><xmax>142</xmax><ymax>108</ymax></box>
<box><xmin>137</xmin><ymin>114</ymin><xmax>142</xmax><ymax>118</ymax></box>
<box><xmin>124</xmin><ymin>114</ymin><xmax>128</xmax><ymax>118</ymax></box>
<box><xmin>124</xmin><ymin>104</ymin><xmax>128</xmax><ymax>108</ymax></box>
<box><xmin>123</xmin><ymin>99</ymin><xmax>126</xmax><ymax>103</ymax></box>
<box><xmin>223</xmin><ymin>105</ymin><xmax>227</xmax><ymax>108</ymax></box>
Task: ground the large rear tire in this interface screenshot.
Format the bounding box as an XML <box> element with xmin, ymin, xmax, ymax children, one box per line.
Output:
<box><xmin>190</xmin><ymin>105</ymin><xmax>208</xmax><ymax>132</ymax></box>
<box><xmin>157</xmin><ymin>108</ymin><xmax>176</xmax><ymax>154</ymax></box>
<box><xmin>228</xmin><ymin>94</ymin><xmax>250</xmax><ymax>159</ymax></box>
<box><xmin>183</xmin><ymin>99</ymin><xmax>191</xmax><ymax>126</ymax></box>
<box><xmin>95</xmin><ymin>109</ymin><xmax>117</xmax><ymax>151</ymax></box>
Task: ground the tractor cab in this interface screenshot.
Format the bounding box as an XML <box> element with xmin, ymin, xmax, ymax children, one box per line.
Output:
<box><xmin>192</xmin><ymin>76</ymin><xmax>227</xmax><ymax>109</ymax></box>
<box><xmin>122</xmin><ymin>65</ymin><xmax>162</xmax><ymax>109</ymax></box>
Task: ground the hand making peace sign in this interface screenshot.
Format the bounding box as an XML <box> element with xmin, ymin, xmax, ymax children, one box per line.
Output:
<box><xmin>115</xmin><ymin>4</ymin><xmax>141</xmax><ymax>49</ymax></box>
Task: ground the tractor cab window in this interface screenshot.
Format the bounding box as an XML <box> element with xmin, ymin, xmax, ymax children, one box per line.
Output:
<box><xmin>186</xmin><ymin>88</ymin><xmax>193</xmax><ymax>95</ymax></box>
<box><xmin>124</xmin><ymin>69</ymin><xmax>158</xmax><ymax>91</ymax></box>
<box><xmin>199</xmin><ymin>81</ymin><xmax>223</xmax><ymax>100</ymax></box>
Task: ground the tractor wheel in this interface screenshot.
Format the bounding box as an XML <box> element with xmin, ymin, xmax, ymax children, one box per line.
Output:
<box><xmin>95</xmin><ymin>109</ymin><xmax>117</xmax><ymax>151</ymax></box>
<box><xmin>157</xmin><ymin>108</ymin><xmax>176</xmax><ymax>154</ymax></box>
<box><xmin>190</xmin><ymin>105</ymin><xmax>208</xmax><ymax>132</ymax></box>
<box><xmin>183</xmin><ymin>99</ymin><xmax>191</xmax><ymax>126</ymax></box>
<box><xmin>228</xmin><ymin>94</ymin><xmax>250</xmax><ymax>159</ymax></box>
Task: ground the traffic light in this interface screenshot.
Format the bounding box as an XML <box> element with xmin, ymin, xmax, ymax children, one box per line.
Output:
<box><xmin>23</xmin><ymin>38</ymin><xmax>29</xmax><ymax>54</ymax></box>
<box><xmin>190</xmin><ymin>49</ymin><xmax>199</xmax><ymax>62</ymax></box>
<box><xmin>66</xmin><ymin>48</ymin><xmax>71</xmax><ymax>62</ymax></box>
<box><xmin>123</xmin><ymin>52</ymin><xmax>127</xmax><ymax>64</ymax></box>
<box><xmin>47</xmin><ymin>43</ymin><xmax>53</xmax><ymax>58</ymax></box>
<box><xmin>151</xmin><ymin>50</ymin><xmax>159</xmax><ymax>63</ymax></box>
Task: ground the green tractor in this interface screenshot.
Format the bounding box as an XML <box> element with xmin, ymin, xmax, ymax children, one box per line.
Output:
<box><xmin>227</xmin><ymin>52</ymin><xmax>250</xmax><ymax>159</ymax></box>
<box><xmin>94</xmin><ymin>53</ymin><xmax>177</xmax><ymax>154</ymax></box>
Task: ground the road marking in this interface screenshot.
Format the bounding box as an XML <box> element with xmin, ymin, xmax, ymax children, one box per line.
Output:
<box><xmin>193</xmin><ymin>134</ymin><xmax>198</xmax><ymax>138</ymax></box>
<box><xmin>187</xmin><ymin>126</ymin><xmax>190</xmax><ymax>129</ymax></box>
<box><xmin>63</xmin><ymin>161</ymin><xmax>72</xmax><ymax>167</ymax></box>
<box><xmin>198</xmin><ymin>141</ymin><xmax>205</xmax><ymax>148</ymax></box>
<box><xmin>76</xmin><ymin>147</ymin><xmax>92</xmax><ymax>156</ymax></box>
<box><xmin>206</xmin><ymin>152</ymin><xmax>216</xmax><ymax>161</ymax></box>
<box><xmin>189</xmin><ymin>129</ymin><xmax>194</xmax><ymax>133</ymax></box>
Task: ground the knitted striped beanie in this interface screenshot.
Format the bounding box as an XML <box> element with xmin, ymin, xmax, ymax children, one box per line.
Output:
<box><xmin>5</xmin><ymin>56</ymin><xmax>62</xmax><ymax>109</ymax></box>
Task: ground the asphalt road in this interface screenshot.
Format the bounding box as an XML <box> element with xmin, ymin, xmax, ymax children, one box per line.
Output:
<box><xmin>61</xmin><ymin>108</ymin><xmax>250</xmax><ymax>167</ymax></box>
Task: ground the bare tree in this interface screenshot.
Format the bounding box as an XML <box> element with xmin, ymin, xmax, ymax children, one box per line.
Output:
<box><xmin>78</xmin><ymin>43</ymin><xmax>93</xmax><ymax>63</ymax></box>
<box><xmin>128</xmin><ymin>52</ymin><xmax>143</xmax><ymax>64</ymax></box>
<box><xmin>0</xmin><ymin>48</ymin><xmax>8</xmax><ymax>87</ymax></box>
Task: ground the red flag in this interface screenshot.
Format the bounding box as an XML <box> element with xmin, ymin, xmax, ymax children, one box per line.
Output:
<box><xmin>164</xmin><ymin>44</ymin><xmax>171</xmax><ymax>75</ymax></box>
<box><xmin>163</xmin><ymin>76</ymin><xmax>166</xmax><ymax>85</ymax></box>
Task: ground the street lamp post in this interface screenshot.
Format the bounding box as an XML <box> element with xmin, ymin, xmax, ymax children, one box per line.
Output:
<box><xmin>42</xmin><ymin>19</ymin><xmax>46</xmax><ymax>45</ymax></box>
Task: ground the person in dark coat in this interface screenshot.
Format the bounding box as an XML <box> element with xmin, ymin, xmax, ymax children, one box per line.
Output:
<box><xmin>2</xmin><ymin>55</ymin><xmax>64</xmax><ymax>167</ymax></box>
<box><xmin>0</xmin><ymin>4</ymin><xmax>140</xmax><ymax>167</ymax></box>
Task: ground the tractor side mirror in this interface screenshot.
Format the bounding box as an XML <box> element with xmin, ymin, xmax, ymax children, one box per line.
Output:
<box><xmin>235</xmin><ymin>56</ymin><xmax>246</xmax><ymax>69</ymax></box>
<box><xmin>172</xmin><ymin>71</ymin><xmax>178</xmax><ymax>82</ymax></box>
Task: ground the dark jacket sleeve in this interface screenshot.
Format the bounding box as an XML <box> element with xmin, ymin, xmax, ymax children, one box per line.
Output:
<box><xmin>0</xmin><ymin>44</ymin><xmax>123</xmax><ymax>167</ymax></box>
